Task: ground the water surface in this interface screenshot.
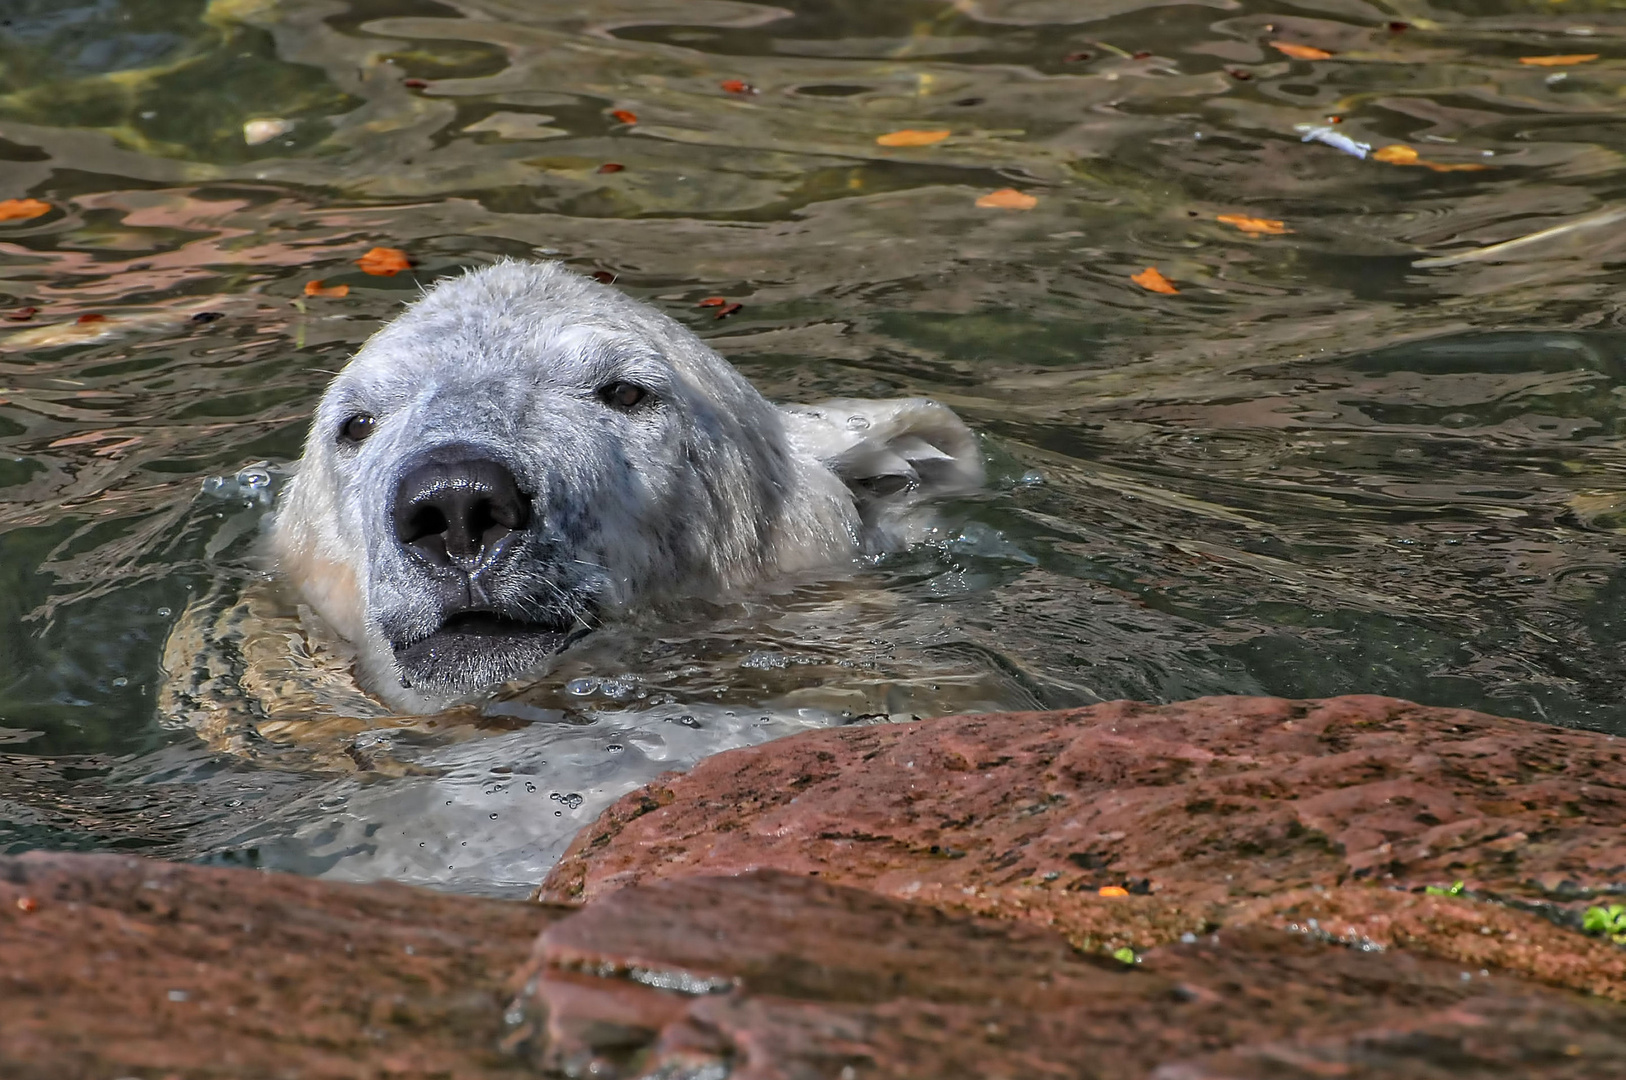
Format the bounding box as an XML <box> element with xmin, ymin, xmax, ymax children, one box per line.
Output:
<box><xmin>4</xmin><ymin>0</ymin><xmax>1626</xmax><ymax>895</ymax></box>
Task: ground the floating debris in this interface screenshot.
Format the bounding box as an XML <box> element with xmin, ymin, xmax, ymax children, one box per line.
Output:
<box><xmin>243</xmin><ymin>118</ymin><xmax>293</xmax><ymax>146</ymax></box>
<box><xmin>1415</xmin><ymin>206</ymin><xmax>1626</xmax><ymax>267</ymax></box>
<box><xmin>1296</xmin><ymin>124</ymin><xmax>1371</xmax><ymax>159</ymax></box>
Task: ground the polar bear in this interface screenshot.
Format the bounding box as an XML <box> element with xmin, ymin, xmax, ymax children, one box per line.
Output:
<box><xmin>270</xmin><ymin>261</ymin><xmax>982</xmax><ymax>712</ymax></box>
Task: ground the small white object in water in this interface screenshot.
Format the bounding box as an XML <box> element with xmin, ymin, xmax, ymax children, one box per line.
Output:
<box><xmin>243</xmin><ymin>118</ymin><xmax>294</xmax><ymax>146</ymax></box>
<box><xmin>1294</xmin><ymin>124</ymin><xmax>1371</xmax><ymax>159</ymax></box>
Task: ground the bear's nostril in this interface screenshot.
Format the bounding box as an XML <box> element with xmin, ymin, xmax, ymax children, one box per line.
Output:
<box><xmin>393</xmin><ymin>456</ymin><xmax>529</xmax><ymax>571</ymax></box>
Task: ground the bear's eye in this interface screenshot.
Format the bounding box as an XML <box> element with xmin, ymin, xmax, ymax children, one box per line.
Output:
<box><xmin>598</xmin><ymin>381</ymin><xmax>648</xmax><ymax>410</ymax></box>
<box><xmin>338</xmin><ymin>413</ymin><xmax>377</xmax><ymax>445</ymax></box>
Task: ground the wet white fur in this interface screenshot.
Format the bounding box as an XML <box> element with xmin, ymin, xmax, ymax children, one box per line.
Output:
<box><xmin>271</xmin><ymin>261</ymin><xmax>981</xmax><ymax>710</ymax></box>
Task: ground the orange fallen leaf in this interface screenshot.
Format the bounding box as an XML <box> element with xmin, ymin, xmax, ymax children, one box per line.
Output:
<box><xmin>0</xmin><ymin>198</ymin><xmax>50</xmax><ymax>223</ymax></box>
<box><xmin>5</xmin><ymin>306</ymin><xmax>37</xmax><ymax>321</ymax></box>
<box><xmin>15</xmin><ymin>896</ymin><xmax>37</xmax><ymax>912</ymax></box>
<box><xmin>713</xmin><ymin>302</ymin><xmax>742</xmax><ymax>319</ymax></box>
<box><xmin>720</xmin><ymin>79</ymin><xmax>758</xmax><ymax>95</ymax></box>
<box><xmin>1217</xmin><ymin>213</ymin><xmax>1292</xmax><ymax>235</ymax></box>
<box><xmin>1097</xmin><ymin>885</ymin><xmax>1130</xmax><ymax>897</ymax></box>
<box><xmin>597</xmin><ymin>162</ymin><xmax>625</xmax><ymax>174</ymax></box>
<box><xmin>1131</xmin><ymin>267</ymin><xmax>1179</xmax><ymax>294</ymax></box>
<box><xmin>1519</xmin><ymin>54</ymin><xmax>1599</xmax><ymax>67</ymax></box>
<box><xmin>610</xmin><ymin>109</ymin><xmax>638</xmax><ymax>124</ymax></box>
<box><xmin>697</xmin><ymin>297</ymin><xmax>728</xmax><ymax>307</ymax></box>
<box><xmin>356</xmin><ymin>247</ymin><xmax>411</xmax><ymax>276</ymax></box>
<box><xmin>304</xmin><ymin>280</ymin><xmax>349</xmax><ymax>298</ymax></box>
<box><xmin>1271</xmin><ymin>41</ymin><xmax>1333</xmax><ymax>60</ymax></box>
<box><xmin>1373</xmin><ymin>144</ymin><xmax>1490</xmax><ymax>173</ymax></box>
<box><xmin>876</xmin><ymin>129</ymin><xmax>951</xmax><ymax>147</ymax></box>
<box><xmin>976</xmin><ymin>188</ymin><xmax>1037</xmax><ymax>210</ymax></box>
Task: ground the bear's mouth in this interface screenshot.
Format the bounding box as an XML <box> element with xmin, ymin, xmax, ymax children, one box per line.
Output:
<box><xmin>391</xmin><ymin>611</ymin><xmax>584</xmax><ymax>692</ymax></box>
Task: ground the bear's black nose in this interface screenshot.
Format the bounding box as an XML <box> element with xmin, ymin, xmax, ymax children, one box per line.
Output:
<box><xmin>393</xmin><ymin>455</ymin><xmax>530</xmax><ymax>571</ymax></box>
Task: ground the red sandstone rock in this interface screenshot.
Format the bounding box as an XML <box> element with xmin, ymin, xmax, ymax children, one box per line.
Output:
<box><xmin>0</xmin><ymin>851</ymin><xmax>563</xmax><ymax>1079</ymax></box>
<box><xmin>517</xmin><ymin>869</ymin><xmax>1626</xmax><ymax>1079</ymax></box>
<box><xmin>539</xmin><ymin>695</ymin><xmax>1626</xmax><ymax>997</ymax></box>
<box><xmin>7</xmin><ymin>697</ymin><xmax>1625</xmax><ymax>1078</ymax></box>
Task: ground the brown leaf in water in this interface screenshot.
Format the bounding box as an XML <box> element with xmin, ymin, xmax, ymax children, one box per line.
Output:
<box><xmin>697</xmin><ymin>297</ymin><xmax>728</xmax><ymax>308</ymax></box>
<box><xmin>304</xmin><ymin>280</ymin><xmax>349</xmax><ymax>298</ymax></box>
<box><xmin>0</xmin><ymin>198</ymin><xmax>50</xmax><ymax>223</ymax></box>
<box><xmin>714</xmin><ymin>302</ymin><xmax>743</xmax><ymax>319</ymax></box>
<box><xmin>1131</xmin><ymin>267</ymin><xmax>1179</xmax><ymax>294</ymax></box>
<box><xmin>976</xmin><ymin>188</ymin><xmax>1037</xmax><ymax>210</ymax></box>
<box><xmin>5</xmin><ymin>307</ymin><xmax>37</xmax><ymax>321</ymax></box>
<box><xmin>1519</xmin><ymin>54</ymin><xmax>1599</xmax><ymax>67</ymax></box>
<box><xmin>75</xmin><ymin>313</ymin><xmax>107</xmax><ymax>324</ymax></box>
<box><xmin>876</xmin><ymin>129</ymin><xmax>950</xmax><ymax>147</ymax></box>
<box><xmin>597</xmin><ymin>163</ymin><xmax>625</xmax><ymax>173</ymax></box>
<box><xmin>591</xmin><ymin>271</ymin><xmax>616</xmax><ymax>284</ymax></box>
<box><xmin>1217</xmin><ymin>213</ymin><xmax>1292</xmax><ymax>235</ymax></box>
<box><xmin>402</xmin><ymin>78</ymin><xmax>429</xmax><ymax>89</ymax></box>
<box><xmin>1271</xmin><ymin>41</ymin><xmax>1333</xmax><ymax>60</ymax></box>
<box><xmin>356</xmin><ymin>247</ymin><xmax>411</xmax><ymax>276</ymax></box>
<box><xmin>609</xmin><ymin>109</ymin><xmax>638</xmax><ymax>124</ymax></box>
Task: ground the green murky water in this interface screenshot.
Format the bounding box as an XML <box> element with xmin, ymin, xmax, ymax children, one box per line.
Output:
<box><xmin>4</xmin><ymin>0</ymin><xmax>1626</xmax><ymax>894</ymax></box>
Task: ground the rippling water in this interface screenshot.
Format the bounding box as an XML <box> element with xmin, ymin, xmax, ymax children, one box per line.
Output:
<box><xmin>4</xmin><ymin>0</ymin><xmax>1626</xmax><ymax>895</ymax></box>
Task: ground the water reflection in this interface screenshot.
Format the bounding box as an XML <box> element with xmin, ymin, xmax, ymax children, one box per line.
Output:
<box><xmin>3</xmin><ymin>0</ymin><xmax>1626</xmax><ymax>894</ymax></box>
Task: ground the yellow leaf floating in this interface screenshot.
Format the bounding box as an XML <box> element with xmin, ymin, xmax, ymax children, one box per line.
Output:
<box><xmin>876</xmin><ymin>129</ymin><xmax>951</xmax><ymax>147</ymax></box>
<box><xmin>1217</xmin><ymin>213</ymin><xmax>1292</xmax><ymax>235</ymax></box>
<box><xmin>1270</xmin><ymin>41</ymin><xmax>1333</xmax><ymax>60</ymax></box>
<box><xmin>1131</xmin><ymin>267</ymin><xmax>1179</xmax><ymax>294</ymax></box>
<box><xmin>1519</xmin><ymin>54</ymin><xmax>1599</xmax><ymax>67</ymax></box>
<box><xmin>976</xmin><ymin>188</ymin><xmax>1037</xmax><ymax>210</ymax></box>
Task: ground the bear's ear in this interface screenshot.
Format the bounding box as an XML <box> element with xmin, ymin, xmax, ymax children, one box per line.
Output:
<box><xmin>781</xmin><ymin>397</ymin><xmax>983</xmax><ymax>537</ymax></box>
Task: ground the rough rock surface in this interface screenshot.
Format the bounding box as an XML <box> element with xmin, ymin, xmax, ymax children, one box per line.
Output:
<box><xmin>541</xmin><ymin>695</ymin><xmax>1626</xmax><ymax>998</ymax></box>
<box><xmin>516</xmin><ymin>869</ymin><xmax>1626</xmax><ymax>1079</ymax></box>
<box><xmin>6</xmin><ymin>697</ymin><xmax>1624</xmax><ymax>1078</ymax></box>
<box><xmin>0</xmin><ymin>851</ymin><xmax>563</xmax><ymax>1079</ymax></box>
